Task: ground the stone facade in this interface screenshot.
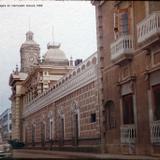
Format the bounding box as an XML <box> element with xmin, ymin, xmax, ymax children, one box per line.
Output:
<box><xmin>9</xmin><ymin>31</ymin><xmax>101</xmax><ymax>151</ymax></box>
<box><xmin>92</xmin><ymin>0</ymin><xmax>160</xmax><ymax>156</ymax></box>
<box><xmin>22</xmin><ymin>53</ymin><xmax>100</xmax><ymax>150</ymax></box>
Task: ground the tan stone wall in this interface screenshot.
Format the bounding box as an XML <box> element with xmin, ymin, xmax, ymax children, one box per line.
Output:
<box><xmin>95</xmin><ymin>0</ymin><xmax>160</xmax><ymax>155</ymax></box>
<box><xmin>23</xmin><ymin>81</ymin><xmax>100</xmax><ymax>148</ymax></box>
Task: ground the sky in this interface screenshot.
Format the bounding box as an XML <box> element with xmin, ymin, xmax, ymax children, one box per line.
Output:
<box><xmin>0</xmin><ymin>0</ymin><xmax>97</xmax><ymax>114</ymax></box>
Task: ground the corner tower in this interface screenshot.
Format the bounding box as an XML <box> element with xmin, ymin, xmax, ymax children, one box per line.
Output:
<box><xmin>20</xmin><ymin>31</ymin><xmax>40</xmax><ymax>73</ymax></box>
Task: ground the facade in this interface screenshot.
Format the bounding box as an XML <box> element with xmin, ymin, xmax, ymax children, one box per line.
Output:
<box><xmin>0</xmin><ymin>108</ymin><xmax>12</xmax><ymax>141</ymax></box>
<box><xmin>9</xmin><ymin>31</ymin><xmax>101</xmax><ymax>151</ymax></box>
<box><xmin>92</xmin><ymin>0</ymin><xmax>160</xmax><ymax>156</ymax></box>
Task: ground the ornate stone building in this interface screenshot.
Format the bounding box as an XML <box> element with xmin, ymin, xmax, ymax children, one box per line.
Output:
<box><xmin>92</xmin><ymin>0</ymin><xmax>160</xmax><ymax>156</ymax></box>
<box><xmin>9</xmin><ymin>31</ymin><xmax>101</xmax><ymax>151</ymax></box>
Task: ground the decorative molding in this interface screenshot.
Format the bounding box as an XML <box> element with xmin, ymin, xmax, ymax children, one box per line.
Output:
<box><xmin>23</xmin><ymin>63</ymin><xmax>98</xmax><ymax>118</ymax></box>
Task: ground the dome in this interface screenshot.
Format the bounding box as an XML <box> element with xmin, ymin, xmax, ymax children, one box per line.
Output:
<box><xmin>43</xmin><ymin>42</ymin><xmax>69</xmax><ymax>65</ymax></box>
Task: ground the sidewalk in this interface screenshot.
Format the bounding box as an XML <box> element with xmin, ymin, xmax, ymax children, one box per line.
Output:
<box><xmin>13</xmin><ymin>149</ymin><xmax>160</xmax><ymax>160</ymax></box>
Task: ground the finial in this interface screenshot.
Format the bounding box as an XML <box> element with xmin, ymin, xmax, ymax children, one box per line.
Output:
<box><xmin>69</xmin><ymin>56</ymin><xmax>73</xmax><ymax>66</ymax></box>
<box><xmin>15</xmin><ymin>64</ymin><xmax>19</xmax><ymax>75</ymax></box>
<box><xmin>47</xmin><ymin>26</ymin><xmax>61</xmax><ymax>49</ymax></box>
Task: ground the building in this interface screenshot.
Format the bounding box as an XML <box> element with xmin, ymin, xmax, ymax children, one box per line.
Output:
<box><xmin>9</xmin><ymin>31</ymin><xmax>101</xmax><ymax>151</ymax></box>
<box><xmin>92</xmin><ymin>0</ymin><xmax>160</xmax><ymax>156</ymax></box>
<box><xmin>0</xmin><ymin>108</ymin><xmax>12</xmax><ymax>141</ymax></box>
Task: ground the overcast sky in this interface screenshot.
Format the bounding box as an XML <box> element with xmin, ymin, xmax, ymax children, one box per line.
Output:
<box><xmin>0</xmin><ymin>0</ymin><xmax>97</xmax><ymax>114</ymax></box>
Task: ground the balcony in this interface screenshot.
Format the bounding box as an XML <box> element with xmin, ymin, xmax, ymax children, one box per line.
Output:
<box><xmin>151</xmin><ymin>120</ymin><xmax>160</xmax><ymax>144</ymax></box>
<box><xmin>120</xmin><ymin>124</ymin><xmax>136</xmax><ymax>144</ymax></box>
<box><xmin>137</xmin><ymin>12</ymin><xmax>160</xmax><ymax>47</ymax></box>
<box><xmin>110</xmin><ymin>35</ymin><xmax>134</xmax><ymax>65</ymax></box>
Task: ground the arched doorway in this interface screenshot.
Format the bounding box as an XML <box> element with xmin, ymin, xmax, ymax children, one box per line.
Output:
<box><xmin>104</xmin><ymin>100</ymin><xmax>116</xmax><ymax>130</ymax></box>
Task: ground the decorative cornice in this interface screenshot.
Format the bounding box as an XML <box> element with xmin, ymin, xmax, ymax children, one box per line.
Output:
<box><xmin>23</xmin><ymin>52</ymin><xmax>98</xmax><ymax>118</ymax></box>
<box><xmin>23</xmin><ymin>65</ymin><xmax>98</xmax><ymax>118</ymax></box>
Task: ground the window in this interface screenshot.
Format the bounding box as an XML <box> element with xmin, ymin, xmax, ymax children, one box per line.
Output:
<box><xmin>49</xmin><ymin>120</ymin><xmax>53</xmax><ymax>140</ymax></box>
<box><xmin>9</xmin><ymin>114</ymin><xmax>12</xmax><ymax>120</ymax></box>
<box><xmin>122</xmin><ymin>94</ymin><xmax>134</xmax><ymax>124</ymax></box>
<box><xmin>59</xmin><ymin>117</ymin><xmax>64</xmax><ymax>145</ymax></box>
<box><xmin>72</xmin><ymin>113</ymin><xmax>79</xmax><ymax>146</ymax></box>
<box><xmin>153</xmin><ymin>85</ymin><xmax>160</xmax><ymax>120</ymax></box>
<box><xmin>113</xmin><ymin>8</ymin><xmax>130</xmax><ymax>39</ymax></box>
<box><xmin>32</xmin><ymin>125</ymin><xmax>35</xmax><ymax>146</ymax></box>
<box><xmin>119</xmin><ymin>12</ymin><xmax>129</xmax><ymax>36</ymax></box>
<box><xmin>9</xmin><ymin>124</ymin><xmax>12</xmax><ymax>130</ymax></box>
<box><xmin>41</xmin><ymin>122</ymin><xmax>45</xmax><ymax>146</ymax></box>
<box><xmin>91</xmin><ymin>113</ymin><xmax>96</xmax><ymax>123</ymax></box>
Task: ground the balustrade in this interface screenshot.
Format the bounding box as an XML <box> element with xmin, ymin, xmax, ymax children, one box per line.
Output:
<box><xmin>110</xmin><ymin>35</ymin><xmax>134</xmax><ymax>64</ymax></box>
<box><xmin>120</xmin><ymin>124</ymin><xmax>136</xmax><ymax>144</ymax></box>
<box><xmin>137</xmin><ymin>11</ymin><xmax>160</xmax><ymax>44</ymax></box>
<box><xmin>151</xmin><ymin>120</ymin><xmax>160</xmax><ymax>144</ymax></box>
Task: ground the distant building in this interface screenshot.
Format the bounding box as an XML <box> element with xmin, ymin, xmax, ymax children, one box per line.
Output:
<box><xmin>0</xmin><ymin>108</ymin><xmax>12</xmax><ymax>141</ymax></box>
<box><xmin>9</xmin><ymin>31</ymin><xmax>100</xmax><ymax>151</ymax></box>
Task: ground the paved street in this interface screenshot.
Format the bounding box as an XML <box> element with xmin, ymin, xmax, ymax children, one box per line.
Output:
<box><xmin>12</xmin><ymin>149</ymin><xmax>67</xmax><ymax>159</ymax></box>
<box><xmin>11</xmin><ymin>149</ymin><xmax>159</xmax><ymax>160</ymax></box>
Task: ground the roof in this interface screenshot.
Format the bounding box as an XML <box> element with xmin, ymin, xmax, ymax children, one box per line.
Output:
<box><xmin>43</xmin><ymin>42</ymin><xmax>68</xmax><ymax>64</ymax></box>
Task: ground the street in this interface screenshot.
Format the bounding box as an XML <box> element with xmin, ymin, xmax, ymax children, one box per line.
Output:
<box><xmin>10</xmin><ymin>149</ymin><xmax>159</xmax><ymax>160</ymax></box>
<box><xmin>12</xmin><ymin>149</ymin><xmax>69</xmax><ymax>159</ymax></box>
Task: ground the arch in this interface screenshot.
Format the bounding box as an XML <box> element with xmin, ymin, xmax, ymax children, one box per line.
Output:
<box><xmin>48</xmin><ymin>111</ymin><xmax>53</xmax><ymax>118</ymax></box>
<box><xmin>92</xmin><ymin>57</ymin><xmax>97</xmax><ymax>64</ymax></box>
<box><xmin>86</xmin><ymin>61</ymin><xmax>91</xmax><ymax>67</ymax></box>
<box><xmin>73</xmin><ymin>71</ymin><xmax>76</xmax><ymax>76</ymax></box>
<box><xmin>71</xmin><ymin>100</ymin><xmax>79</xmax><ymax>112</ymax></box>
<box><xmin>71</xmin><ymin>101</ymin><xmax>80</xmax><ymax>146</ymax></box>
<box><xmin>41</xmin><ymin>121</ymin><xmax>46</xmax><ymax>147</ymax></box>
<box><xmin>81</xmin><ymin>65</ymin><xmax>85</xmax><ymax>70</ymax></box>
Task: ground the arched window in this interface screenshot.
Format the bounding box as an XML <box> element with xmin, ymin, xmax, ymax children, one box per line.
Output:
<box><xmin>31</xmin><ymin>124</ymin><xmax>36</xmax><ymax>146</ymax></box>
<box><xmin>59</xmin><ymin>115</ymin><xmax>64</xmax><ymax>146</ymax></box>
<box><xmin>49</xmin><ymin>119</ymin><xmax>53</xmax><ymax>140</ymax></box>
<box><xmin>104</xmin><ymin>100</ymin><xmax>116</xmax><ymax>130</ymax></box>
<box><xmin>57</xmin><ymin>108</ymin><xmax>65</xmax><ymax>146</ymax></box>
<box><xmin>41</xmin><ymin>122</ymin><xmax>46</xmax><ymax>146</ymax></box>
<box><xmin>71</xmin><ymin>101</ymin><xmax>80</xmax><ymax>146</ymax></box>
